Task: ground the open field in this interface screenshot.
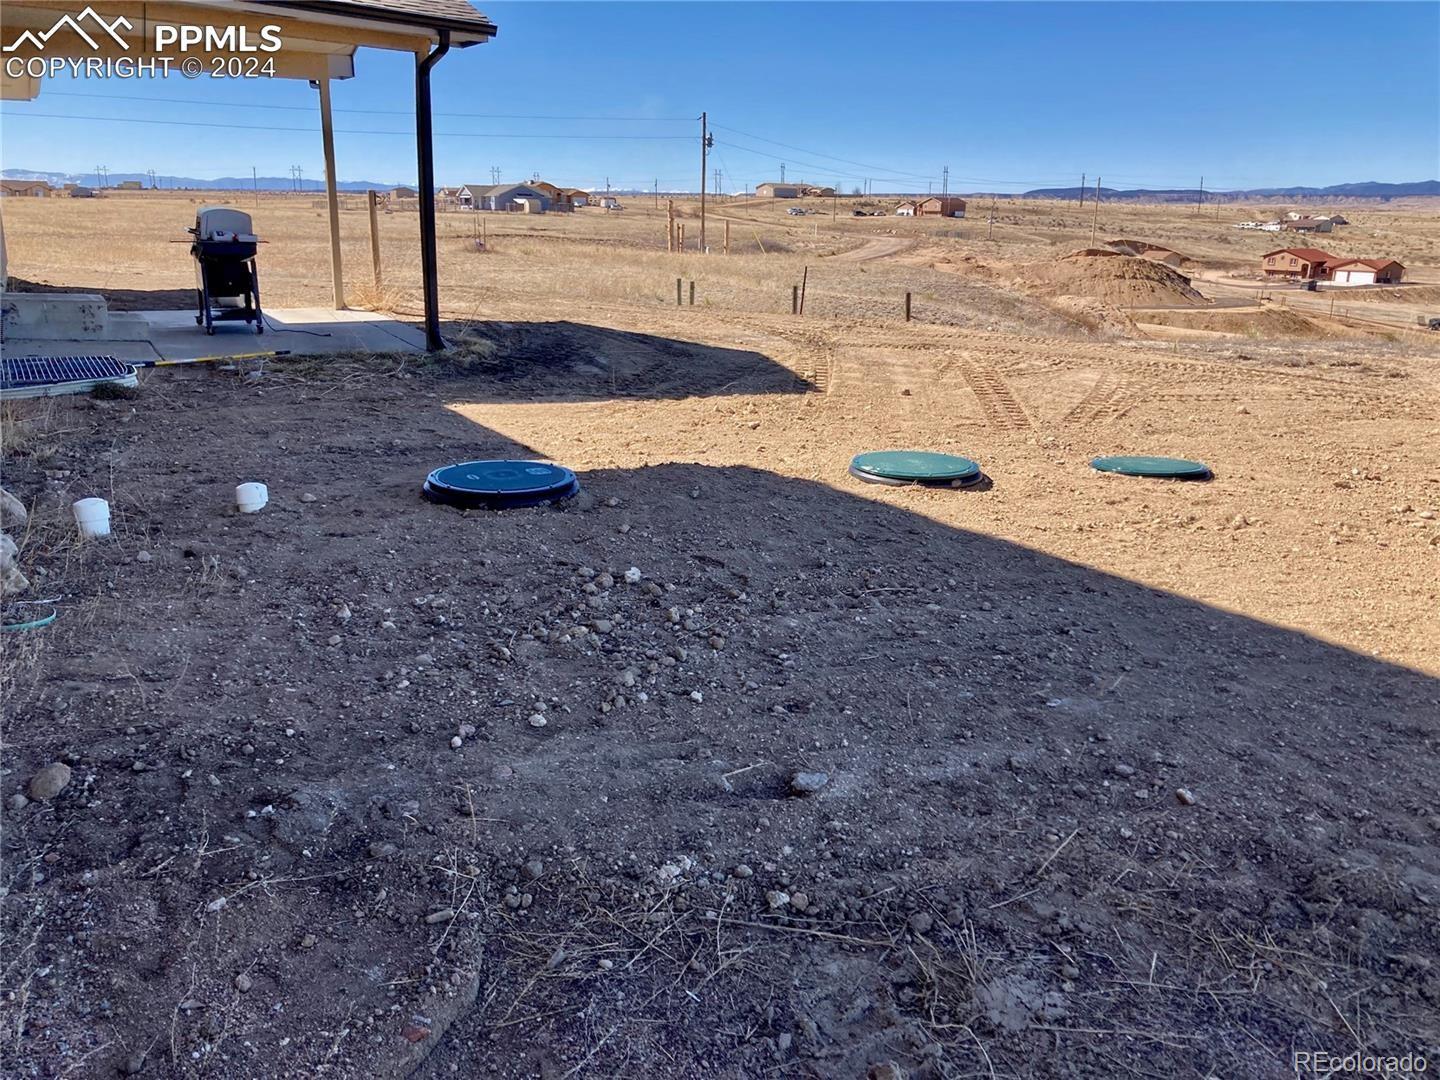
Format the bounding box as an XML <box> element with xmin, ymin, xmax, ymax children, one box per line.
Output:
<box><xmin>3</xmin><ymin>192</ymin><xmax>1440</xmax><ymax>1078</ymax></box>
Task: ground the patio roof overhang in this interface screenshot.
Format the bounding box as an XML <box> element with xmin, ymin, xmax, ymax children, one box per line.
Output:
<box><xmin>0</xmin><ymin>0</ymin><xmax>497</xmax><ymax>350</ymax></box>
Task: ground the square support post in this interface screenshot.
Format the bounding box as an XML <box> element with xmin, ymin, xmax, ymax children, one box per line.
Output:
<box><xmin>415</xmin><ymin>32</ymin><xmax>451</xmax><ymax>352</ymax></box>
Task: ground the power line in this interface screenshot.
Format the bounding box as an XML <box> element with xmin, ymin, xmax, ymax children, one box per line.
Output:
<box><xmin>41</xmin><ymin>89</ymin><xmax>696</xmax><ymax>123</ymax></box>
<box><xmin>0</xmin><ymin>111</ymin><xmax>693</xmax><ymax>140</ymax></box>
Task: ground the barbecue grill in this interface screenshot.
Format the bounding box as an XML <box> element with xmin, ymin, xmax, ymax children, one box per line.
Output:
<box><xmin>188</xmin><ymin>206</ymin><xmax>263</xmax><ymax>335</ymax></box>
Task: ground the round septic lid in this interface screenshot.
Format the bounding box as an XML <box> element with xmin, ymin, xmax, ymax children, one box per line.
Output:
<box><xmin>849</xmin><ymin>463</ymin><xmax>984</xmax><ymax>489</ymax></box>
<box><xmin>1091</xmin><ymin>455</ymin><xmax>1211</xmax><ymax>480</ymax></box>
<box><xmin>423</xmin><ymin>460</ymin><xmax>579</xmax><ymax>509</ymax></box>
<box><xmin>851</xmin><ymin>451</ymin><xmax>981</xmax><ymax>483</ymax></box>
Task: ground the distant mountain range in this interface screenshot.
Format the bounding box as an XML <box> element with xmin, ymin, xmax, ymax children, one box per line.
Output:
<box><xmin>2</xmin><ymin>168</ymin><xmax>404</xmax><ymax>192</ymax></box>
<box><xmin>5</xmin><ymin>168</ymin><xmax>1437</xmax><ymax>201</ymax></box>
<box><xmin>1019</xmin><ymin>180</ymin><xmax>1440</xmax><ymax>202</ymax></box>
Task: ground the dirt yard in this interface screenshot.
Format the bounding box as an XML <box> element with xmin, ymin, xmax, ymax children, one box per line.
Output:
<box><xmin>2</xmin><ymin>193</ymin><xmax>1440</xmax><ymax>1079</ymax></box>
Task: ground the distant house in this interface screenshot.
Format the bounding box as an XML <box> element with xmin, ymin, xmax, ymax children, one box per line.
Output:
<box><xmin>481</xmin><ymin>184</ymin><xmax>550</xmax><ymax>212</ymax></box>
<box><xmin>390</xmin><ymin>186</ymin><xmax>418</xmax><ymax>199</ymax></box>
<box><xmin>1328</xmin><ymin>258</ymin><xmax>1404</xmax><ymax>287</ymax></box>
<box><xmin>118</xmin><ymin>179</ymin><xmax>143</xmax><ymax>190</ymax></box>
<box><xmin>529</xmin><ymin>181</ymin><xmax>562</xmax><ymax>201</ymax></box>
<box><xmin>559</xmin><ymin>188</ymin><xmax>589</xmax><ymax>208</ymax></box>
<box><xmin>1325</xmin><ymin>213</ymin><xmax>1350</xmax><ymax>226</ymax></box>
<box><xmin>895</xmin><ymin>201</ymin><xmax>917</xmax><ymax>217</ymax></box>
<box><xmin>756</xmin><ymin>182</ymin><xmax>801</xmax><ymax>198</ymax></box>
<box><xmin>0</xmin><ymin>179</ymin><xmax>51</xmax><ymax>197</ymax></box>
<box><xmin>597</xmin><ymin>195</ymin><xmax>621</xmax><ymax>210</ymax></box>
<box><xmin>1261</xmin><ymin>247</ymin><xmax>1339</xmax><ymax>280</ymax></box>
<box><xmin>68</xmin><ymin>185</ymin><xmax>96</xmax><ymax>198</ymax></box>
<box><xmin>1283</xmin><ymin>216</ymin><xmax>1333</xmax><ymax>233</ymax></box>
<box><xmin>799</xmin><ymin>185</ymin><xmax>836</xmax><ymax>198</ymax></box>
<box><xmin>916</xmin><ymin>196</ymin><xmax>966</xmax><ymax>218</ymax></box>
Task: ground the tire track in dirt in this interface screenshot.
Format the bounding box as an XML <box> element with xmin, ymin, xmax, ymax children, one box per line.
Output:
<box><xmin>1062</xmin><ymin>372</ymin><xmax>1146</xmax><ymax>425</ymax></box>
<box><xmin>960</xmin><ymin>358</ymin><xmax>1032</xmax><ymax>430</ymax></box>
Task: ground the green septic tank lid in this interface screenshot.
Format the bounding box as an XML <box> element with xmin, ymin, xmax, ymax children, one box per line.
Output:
<box><xmin>1090</xmin><ymin>455</ymin><xmax>1211</xmax><ymax>480</ymax></box>
<box><xmin>851</xmin><ymin>450</ymin><xmax>981</xmax><ymax>483</ymax></box>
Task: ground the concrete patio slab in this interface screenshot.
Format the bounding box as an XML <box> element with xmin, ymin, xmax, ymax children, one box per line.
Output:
<box><xmin>1</xmin><ymin>307</ymin><xmax>426</xmax><ymax>362</ymax></box>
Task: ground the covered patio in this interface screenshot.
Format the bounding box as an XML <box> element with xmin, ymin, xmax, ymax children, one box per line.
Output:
<box><xmin>0</xmin><ymin>0</ymin><xmax>499</xmax><ymax>353</ymax></box>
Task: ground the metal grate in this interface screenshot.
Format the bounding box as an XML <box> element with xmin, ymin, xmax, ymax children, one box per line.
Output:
<box><xmin>1</xmin><ymin>355</ymin><xmax>139</xmax><ymax>400</ymax></box>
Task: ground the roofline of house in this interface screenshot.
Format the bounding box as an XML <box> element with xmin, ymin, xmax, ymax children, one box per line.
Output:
<box><xmin>254</xmin><ymin>1</ymin><xmax>498</xmax><ymax>43</ymax></box>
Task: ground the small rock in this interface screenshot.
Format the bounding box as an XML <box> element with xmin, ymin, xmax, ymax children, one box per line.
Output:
<box><xmin>1175</xmin><ymin>787</ymin><xmax>1197</xmax><ymax>806</ymax></box>
<box><xmin>7</xmin><ymin>793</ymin><xmax>29</xmax><ymax>812</ymax></box>
<box><xmin>300</xmin><ymin>492</ymin><xmax>318</xmax><ymax>503</ymax></box>
<box><xmin>450</xmin><ymin>736</ymin><xmax>463</xmax><ymax>749</ymax></box>
<box><xmin>135</xmin><ymin>551</ymin><xmax>154</xmax><ymax>563</ymax></box>
<box><xmin>790</xmin><ymin>771</ymin><xmax>829</xmax><ymax>796</ymax></box>
<box><xmin>521</xmin><ymin>858</ymin><xmax>545</xmax><ymax>881</ymax></box>
<box><xmin>27</xmin><ymin>762</ymin><xmax>72</xmax><ymax>801</ymax></box>
<box><xmin>732</xmin><ymin>864</ymin><xmax>754</xmax><ymax>879</ymax></box>
<box><xmin>766</xmin><ymin>889</ymin><xmax>790</xmax><ymax>910</ymax></box>
<box><xmin>424</xmin><ymin>909</ymin><xmax>456</xmax><ymax>925</ymax></box>
<box><xmin>300</xmin><ymin>934</ymin><xmax>317</xmax><ymax>949</ymax></box>
<box><xmin>119</xmin><ymin>1051</ymin><xmax>146</xmax><ymax>1076</ymax></box>
<box><xmin>368</xmin><ymin>842</ymin><xmax>398</xmax><ymax>859</ymax></box>
<box><xmin>0</xmin><ymin>487</ymin><xmax>27</xmax><ymax>530</ymax></box>
<box><xmin>401</xmin><ymin>1016</ymin><xmax>431</xmax><ymax>1043</ymax></box>
<box><xmin>1114</xmin><ymin>763</ymin><xmax>1136</xmax><ymax>778</ymax></box>
<box><xmin>527</xmin><ymin>713</ymin><xmax>547</xmax><ymax>728</ymax></box>
<box><xmin>234</xmin><ymin>973</ymin><xmax>252</xmax><ymax>993</ymax></box>
<box><xmin>623</xmin><ymin>567</ymin><xmax>642</xmax><ymax>584</ymax></box>
<box><xmin>908</xmin><ymin>912</ymin><xmax>934</xmax><ymax>935</ymax></box>
<box><xmin>790</xmin><ymin>891</ymin><xmax>810</xmax><ymax>912</ymax></box>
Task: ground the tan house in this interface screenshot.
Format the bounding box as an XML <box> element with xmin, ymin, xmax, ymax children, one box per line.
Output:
<box><xmin>390</xmin><ymin>186</ymin><xmax>418</xmax><ymax>199</ymax></box>
<box><xmin>558</xmin><ymin>187</ymin><xmax>589</xmax><ymax>209</ymax></box>
<box><xmin>1261</xmin><ymin>247</ymin><xmax>1338</xmax><ymax>280</ymax></box>
<box><xmin>117</xmin><ymin>179</ymin><xmax>143</xmax><ymax>190</ymax></box>
<box><xmin>0</xmin><ymin>179</ymin><xmax>51</xmax><ymax>197</ymax></box>
<box><xmin>916</xmin><ymin>196</ymin><xmax>966</xmax><ymax>218</ymax></box>
<box><xmin>756</xmin><ymin>182</ymin><xmax>801</xmax><ymax>198</ymax></box>
<box><xmin>529</xmin><ymin>181</ymin><xmax>562</xmax><ymax>200</ymax></box>
<box><xmin>1328</xmin><ymin>258</ymin><xmax>1404</xmax><ymax>287</ymax></box>
<box><xmin>894</xmin><ymin>201</ymin><xmax>917</xmax><ymax>217</ymax></box>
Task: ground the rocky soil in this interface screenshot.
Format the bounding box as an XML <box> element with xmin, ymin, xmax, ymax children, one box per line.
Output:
<box><xmin>2</xmin><ymin>322</ymin><xmax>1438</xmax><ymax>1078</ymax></box>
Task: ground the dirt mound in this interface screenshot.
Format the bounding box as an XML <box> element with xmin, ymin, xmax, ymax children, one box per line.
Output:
<box><xmin>1337</xmin><ymin>283</ymin><xmax>1440</xmax><ymax>305</ymax></box>
<box><xmin>1137</xmin><ymin>306</ymin><xmax>1334</xmax><ymax>338</ymax></box>
<box><xmin>1044</xmin><ymin>294</ymin><xmax>1139</xmax><ymax>335</ymax></box>
<box><xmin>1018</xmin><ymin>252</ymin><xmax>1207</xmax><ymax>307</ymax></box>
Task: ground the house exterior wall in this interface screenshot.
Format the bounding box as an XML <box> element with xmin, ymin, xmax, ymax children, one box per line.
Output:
<box><xmin>917</xmin><ymin>197</ymin><xmax>966</xmax><ymax>217</ymax></box>
<box><xmin>1332</xmin><ymin>268</ymin><xmax>1376</xmax><ymax>286</ymax></box>
<box><xmin>756</xmin><ymin>183</ymin><xmax>800</xmax><ymax>198</ymax></box>
<box><xmin>1261</xmin><ymin>251</ymin><xmax>1332</xmax><ymax>279</ymax></box>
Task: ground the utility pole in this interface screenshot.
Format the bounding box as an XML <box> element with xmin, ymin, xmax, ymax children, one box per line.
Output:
<box><xmin>490</xmin><ymin>165</ymin><xmax>500</xmax><ymax>184</ymax></box>
<box><xmin>1089</xmin><ymin>175</ymin><xmax>1101</xmax><ymax>245</ymax></box>
<box><xmin>605</xmin><ymin>176</ymin><xmax>611</xmax><ymax>195</ymax></box>
<box><xmin>1078</xmin><ymin>173</ymin><xmax>1085</xmax><ymax>209</ymax></box>
<box><xmin>252</xmin><ymin>166</ymin><xmax>258</xmax><ymax>207</ymax></box>
<box><xmin>1196</xmin><ymin>175</ymin><xmax>1204</xmax><ymax>214</ymax></box>
<box><xmin>713</xmin><ymin>166</ymin><xmax>721</xmax><ymax>199</ymax></box>
<box><xmin>988</xmin><ymin>196</ymin><xmax>996</xmax><ymax>240</ymax></box>
<box><xmin>942</xmin><ymin>165</ymin><xmax>949</xmax><ymax>197</ymax></box>
<box><xmin>699</xmin><ymin>110</ymin><xmax>711</xmax><ymax>253</ymax></box>
<box><xmin>780</xmin><ymin>162</ymin><xmax>786</xmax><ymax>183</ymax></box>
<box><xmin>654</xmin><ymin>178</ymin><xmax>659</xmax><ymax>208</ymax></box>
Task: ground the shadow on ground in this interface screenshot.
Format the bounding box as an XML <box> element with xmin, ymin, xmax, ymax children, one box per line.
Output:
<box><xmin>0</xmin><ymin>367</ymin><xmax>1435</xmax><ymax>1080</ymax></box>
<box><xmin>436</xmin><ymin>317</ymin><xmax>814</xmax><ymax>399</ymax></box>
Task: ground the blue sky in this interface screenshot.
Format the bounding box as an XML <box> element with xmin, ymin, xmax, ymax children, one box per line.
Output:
<box><xmin>1</xmin><ymin>2</ymin><xmax>1436</xmax><ymax>192</ymax></box>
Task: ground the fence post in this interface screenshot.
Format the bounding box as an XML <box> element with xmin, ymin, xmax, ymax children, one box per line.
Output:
<box><xmin>724</xmin><ymin>219</ymin><xmax>730</xmax><ymax>255</ymax></box>
<box><xmin>667</xmin><ymin>199</ymin><xmax>675</xmax><ymax>252</ymax></box>
<box><xmin>367</xmin><ymin>190</ymin><xmax>382</xmax><ymax>287</ymax></box>
<box><xmin>799</xmin><ymin>266</ymin><xmax>808</xmax><ymax>315</ymax></box>
<box><xmin>676</xmin><ymin>278</ymin><xmax>682</xmax><ymax>306</ymax></box>
<box><xmin>792</xmin><ymin>285</ymin><xmax>799</xmax><ymax>315</ymax></box>
<box><xmin>689</xmin><ymin>280</ymin><xmax>695</xmax><ymax>306</ymax></box>
<box><xmin>677</xmin><ymin>223</ymin><xmax>685</xmax><ymax>251</ymax></box>
<box><xmin>905</xmin><ymin>292</ymin><xmax>912</xmax><ymax>321</ymax></box>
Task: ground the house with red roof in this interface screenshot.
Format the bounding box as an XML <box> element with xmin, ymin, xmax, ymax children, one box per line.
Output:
<box><xmin>1261</xmin><ymin>248</ymin><xmax>1340</xmax><ymax>281</ymax></box>
<box><xmin>1328</xmin><ymin>258</ymin><xmax>1405</xmax><ymax>287</ymax></box>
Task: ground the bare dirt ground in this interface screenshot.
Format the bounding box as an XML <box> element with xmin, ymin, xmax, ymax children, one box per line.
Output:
<box><xmin>3</xmin><ymin>193</ymin><xmax>1440</xmax><ymax>1079</ymax></box>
